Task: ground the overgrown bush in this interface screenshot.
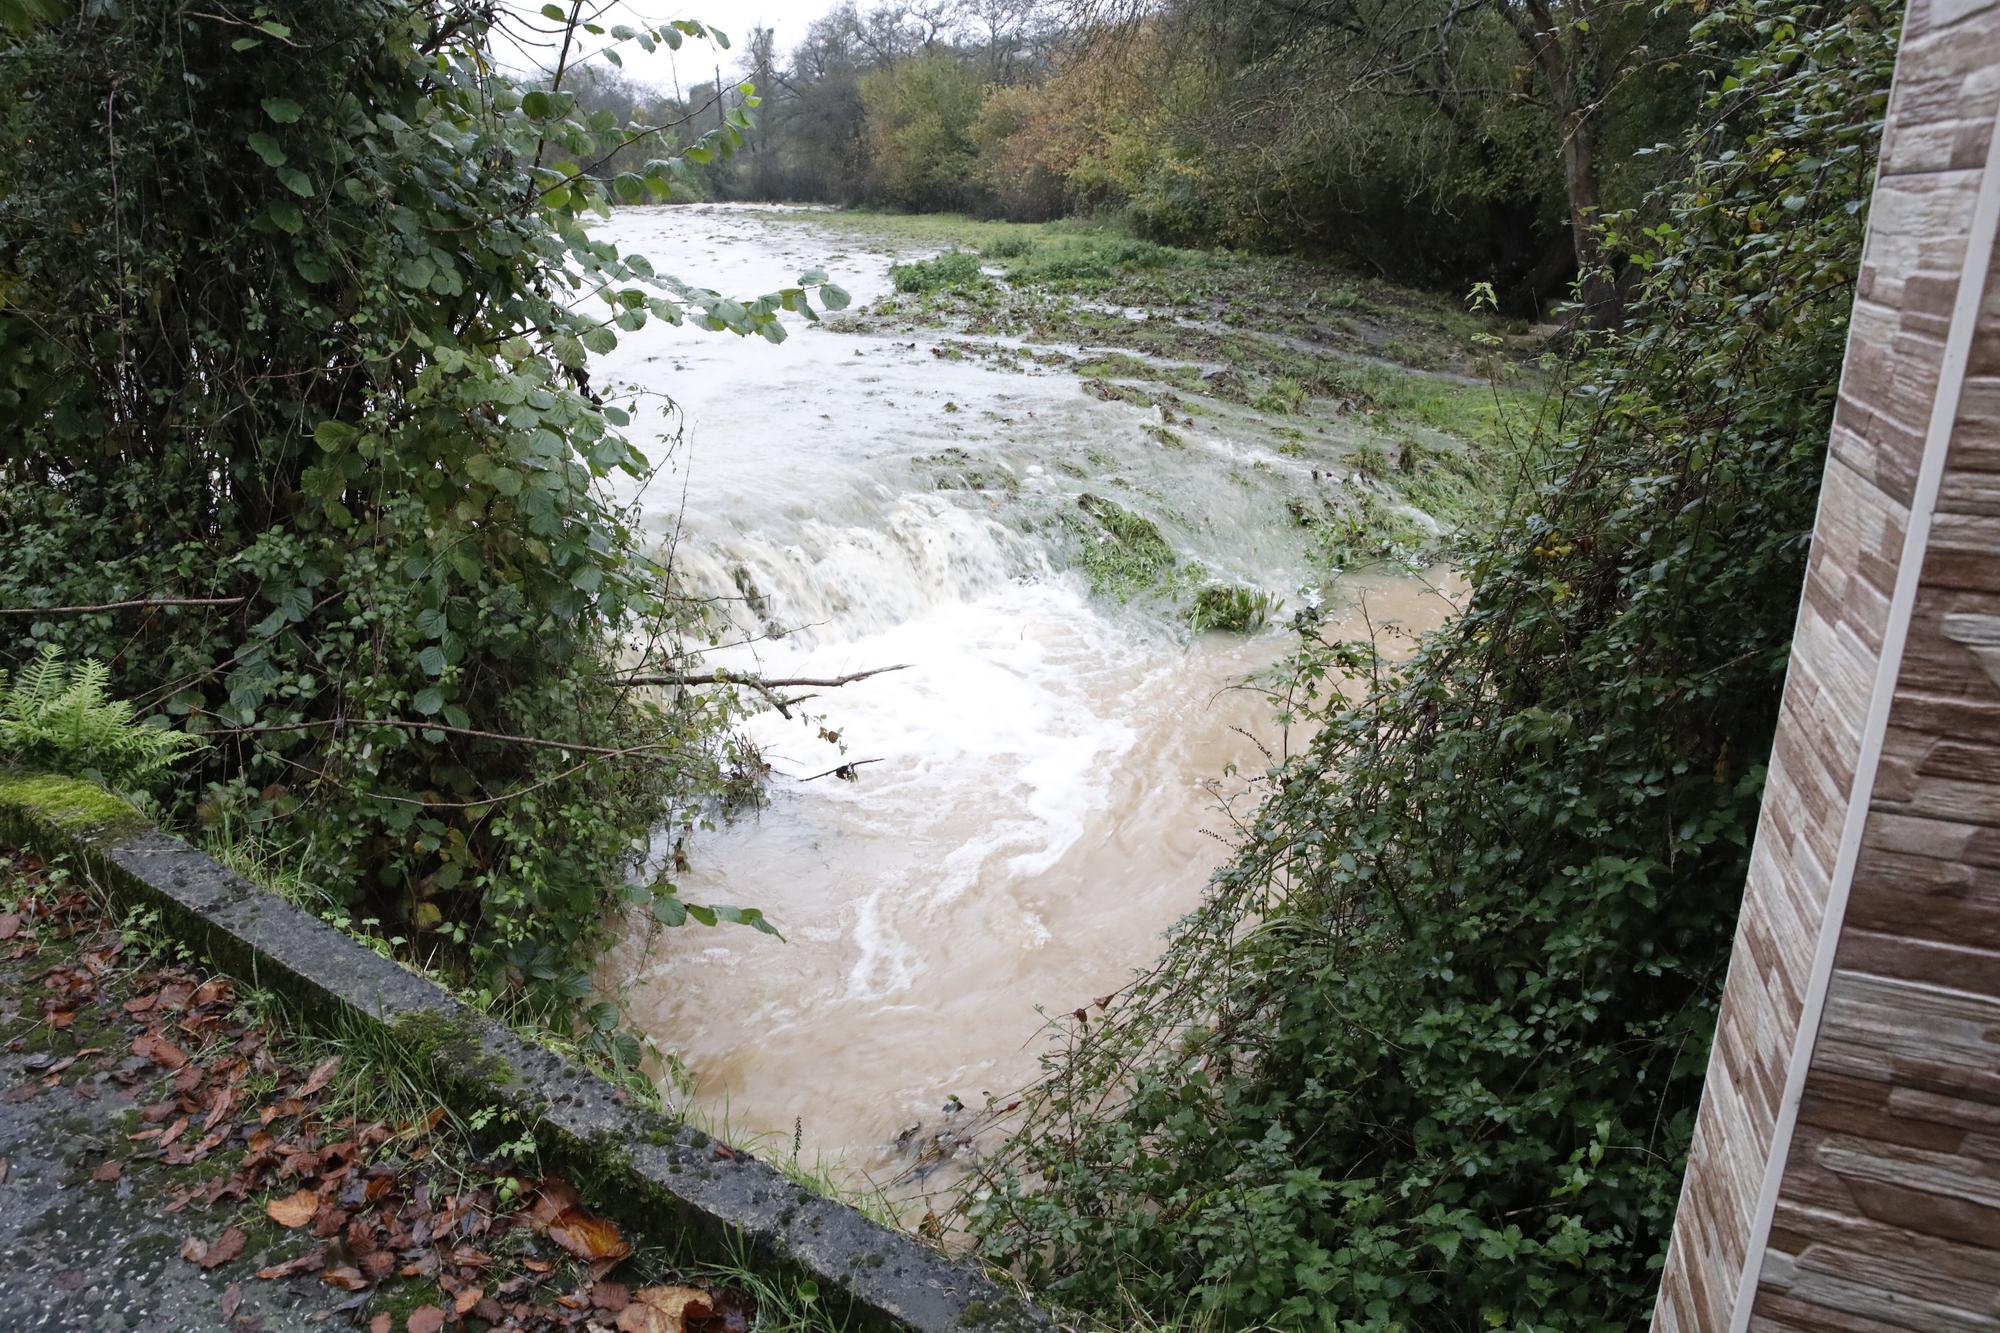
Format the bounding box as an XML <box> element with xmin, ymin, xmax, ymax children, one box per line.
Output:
<box><xmin>0</xmin><ymin>2</ymin><xmax>847</xmax><ymax>1030</ymax></box>
<box><xmin>964</xmin><ymin>3</ymin><xmax>1898</xmax><ymax>1328</ymax></box>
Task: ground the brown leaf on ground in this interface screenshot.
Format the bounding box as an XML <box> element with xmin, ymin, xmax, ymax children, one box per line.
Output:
<box><xmin>592</xmin><ymin>1281</ymin><xmax>632</xmax><ymax>1312</ymax></box>
<box><xmin>615</xmin><ymin>1285</ymin><xmax>714</xmax><ymax>1333</ymax></box>
<box><xmin>530</xmin><ymin>1177</ymin><xmax>580</xmax><ymax>1225</ymax></box>
<box><xmin>133</xmin><ymin>1033</ymin><xmax>188</xmax><ymax>1070</ymax></box>
<box><xmin>405</xmin><ymin>1306</ymin><xmax>447</xmax><ymax>1333</ymax></box>
<box><xmin>90</xmin><ymin>1159</ymin><xmax>123</xmax><ymax>1182</ymax></box>
<box><xmin>181</xmin><ymin>1226</ymin><xmax>246</xmax><ymax>1270</ymax></box>
<box><xmin>320</xmin><ymin>1265</ymin><xmax>370</xmax><ymax>1291</ymax></box>
<box><xmin>158</xmin><ymin>1116</ymin><xmax>191</xmax><ymax>1148</ymax></box>
<box><xmin>297</xmin><ymin>1055</ymin><xmax>340</xmax><ymax>1098</ymax></box>
<box><xmin>452</xmin><ymin>1285</ymin><xmax>482</xmax><ymax>1316</ymax></box>
<box><xmin>546</xmin><ymin>1208</ymin><xmax>631</xmax><ymax>1264</ymax></box>
<box><xmin>0</xmin><ymin>913</ymin><xmax>20</xmax><ymax>940</ymax></box>
<box><xmin>256</xmin><ymin>1247</ymin><xmax>323</xmax><ymax>1280</ymax></box>
<box><xmin>266</xmin><ymin>1188</ymin><xmax>319</xmax><ymax>1228</ymax></box>
<box><xmin>369</xmin><ymin>1315</ymin><xmax>391</xmax><ymax>1333</ymax></box>
<box><xmin>221</xmin><ymin>1282</ymin><xmax>243</xmax><ymax>1320</ymax></box>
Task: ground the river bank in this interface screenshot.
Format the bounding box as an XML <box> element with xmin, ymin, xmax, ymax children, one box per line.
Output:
<box><xmin>592</xmin><ymin>205</ymin><xmax>1541</xmax><ymax>1208</ymax></box>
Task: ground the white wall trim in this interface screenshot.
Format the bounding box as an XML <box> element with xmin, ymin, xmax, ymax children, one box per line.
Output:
<box><xmin>1725</xmin><ymin>102</ymin><xmax>2000</xmax><ymax>1331</ymax></box>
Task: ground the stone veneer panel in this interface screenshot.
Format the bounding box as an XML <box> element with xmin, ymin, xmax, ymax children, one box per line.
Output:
<box><xmin>1654</xmin><ymin>1</ymin><xmax>2000</xmax><ymax>1328</ymax></box>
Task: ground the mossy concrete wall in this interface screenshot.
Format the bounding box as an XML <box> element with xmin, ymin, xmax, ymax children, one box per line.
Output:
<box><xmin>0</xmin><ymin>774</ymin><xmax>1054</xmax><ymax>1333</ymax></box>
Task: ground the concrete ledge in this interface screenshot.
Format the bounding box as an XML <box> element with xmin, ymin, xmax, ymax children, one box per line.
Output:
<box><xmin>0</xmin><ymin>775</ymin><xmax>1054</xmax><ymax>1333</ymax></box>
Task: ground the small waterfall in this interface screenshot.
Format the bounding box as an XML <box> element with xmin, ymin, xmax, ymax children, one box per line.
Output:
<box><xmin>666</xmin><ymin>492</ymin><xmax>1052</xmax><ymax>648</ymax></box>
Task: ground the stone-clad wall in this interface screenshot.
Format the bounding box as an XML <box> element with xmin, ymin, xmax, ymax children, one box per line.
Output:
<box><xmin>1654</xmin><ymin>1</ymin><xmax>2000</xmax><ymax>1327</ymax></box>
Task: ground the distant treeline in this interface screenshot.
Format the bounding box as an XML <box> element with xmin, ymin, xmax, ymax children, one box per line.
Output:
<box><xmin>564</xmin><ymin>0</ymin><xmax>1723</xmax><ymax>312</ymax></box>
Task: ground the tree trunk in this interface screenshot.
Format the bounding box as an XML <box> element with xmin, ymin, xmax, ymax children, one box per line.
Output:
<box><xmin>1504</xmin><ymin>0</ymin><xmax>1622</xmax><ymax>326</ymax></box>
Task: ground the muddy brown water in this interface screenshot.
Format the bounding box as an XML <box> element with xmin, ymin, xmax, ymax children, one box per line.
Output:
<box><xmin>593</xmin><ymin>206</ymin><xmax>1463</xmax><ymax>1202</ymax></box>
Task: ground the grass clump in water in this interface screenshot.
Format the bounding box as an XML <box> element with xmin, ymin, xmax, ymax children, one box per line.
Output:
<box><xmin>890</xmin><ymin>251</ymin><xmax>985</xmax><ymax>294</ymax></box>
<box><xmin>1186</xmin><ymin>584</ymin><xmax>1277</xmax><ymax>634</ymax></box>
<box><xmin>1069</xmin><ymin>494</ymin><xmax>1182</xmax><ymax>601</ymax></box>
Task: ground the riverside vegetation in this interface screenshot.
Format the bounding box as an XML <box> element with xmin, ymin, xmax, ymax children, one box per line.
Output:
<box><xmin>0</xmin><ymin>1</ymin><xmax>835</xmax><ymax>1074</ymax></box>
<box><xmin>0</xmin><ymin>0</ymin><xmax>1904</xmax><ymax>1330</ymax></box>
<box><xmin>956</xmin><ymin>3</ymin><xmax>1899</xmax><ymax>1330</ymax></box>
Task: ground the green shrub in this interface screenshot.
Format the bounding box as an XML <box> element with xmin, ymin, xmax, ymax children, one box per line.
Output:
<box><xmin>0</xmin><ymin>2</ymin><xmax>841</xmax><ymax>1023</ymax></box>
<box><xmin>1011</xmin><ymin>236</ymin><xmax>1194</xmax><ymax>285</ymax></box>
<box><xmin>966</xmin><ymin>4</ymin><xmax>1897</xmax><ymax>1327</ymax></box>
<box><xmin>981</xmin><ymin>235</ymin><xmax>1036</xmax><ymax>258</ymax></box>
<box><xmin>890</xmin><ymin>250</ymin><xmax>986</xmax><ymax>292</ymax></box>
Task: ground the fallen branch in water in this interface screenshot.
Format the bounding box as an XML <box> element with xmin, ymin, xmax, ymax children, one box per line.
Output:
<box><xmin>613</xmin><ymin>664</ymin><xmax>911</xmax><ymax>690</ymax></box>
<box><xmin>799</xmin><ymin>758</ymin><xmax>884</xmax><ymax>783</ymax></box>
<box><xmin>613</xmin><ymin>663</ymin><xmax>912</xmax><ymax>720</ymax></box>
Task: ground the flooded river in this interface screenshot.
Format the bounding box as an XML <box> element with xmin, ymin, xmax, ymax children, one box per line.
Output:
<box><xmin>593</xmin><ymin>206</ymin><xmax>1459</xmax><ymax>1199</ymax></box>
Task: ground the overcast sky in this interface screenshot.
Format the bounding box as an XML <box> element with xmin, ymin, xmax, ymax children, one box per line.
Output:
<box><xmin>497</xmin><ymin>0</ymin><xmax>842</xmax><ymax>92</ymax></box>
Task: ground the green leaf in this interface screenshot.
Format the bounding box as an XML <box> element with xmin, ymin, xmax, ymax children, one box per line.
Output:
<box><xmin>522</xmin><ymin>90</ymin><xmax>553</xmax><ymax>120</ymax></box>
<box><xmin>247</xmin><ymin>132</ymin><xmax>286</xmax><ymax>167</ymax></box>
<box><xmin>312</xmin><ymin>420</ymin><xmax>357</xmax><ymax>450</ymax></box>
<box><xmin>257</xmin><ymin>19</ymin><xmax>291</xmax><ymax>38</ymax></box>
<box><xmin>261</xmin><ymin>97</ymin><xmax>304</xmax><ymax>124</ymax></box>
<box><xmin>612</xmin><ymin>172</ymin><xmax>645</xmax><ymax>204</ymax></box>
<box><xmin>277</xmin><ymin>167</ymin><xmax>313</xmax><ymax>198</ymax></box>
<box><xmin>268</xmin><ymin>201</ymin><xmax>304</xmax><ymax>235</ymax></box>
<box><xmin>396</xmin><ymin>256</ymin><xmax>435</xmax><ymax>290</ymax></box>
<box><xmin>540</xmin><ymin>2</ymin><xmax>564</xmax><ymax>17</ymax></box>
<box><xmin>820</xmin><ymin>283</ymin><xmax>851</xmax><ymax>311</ymax></box>
<box><xmin>293</xmin><ymin>252</ymin><xmax>332</xmax><ymax>283</ymax></box>
<box><xmin>412</xmin><ymin>687</ymin><xmax>444</xmax><ymax>716</ymax></box>
<box><xmin>650</xmin><ymin>896</ymin><xmax>687</xmax><ymax>927</ymax></box>
<box><xmin>418</xmin><ymin>645</ymin><xmax>447</xmax><ymax>677</ymax></box>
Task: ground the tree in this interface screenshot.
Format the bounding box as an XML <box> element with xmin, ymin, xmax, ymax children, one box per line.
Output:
<box><xmin>861</xmin><ymin>50</ymin><xmax>987</xmax><ymax>209</ymax></box>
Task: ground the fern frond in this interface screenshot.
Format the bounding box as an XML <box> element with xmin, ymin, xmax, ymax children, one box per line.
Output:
<box><xmin>0</xmin><ymin>646</ymin><xmax>200</xmax><ymax>791</ymax></box>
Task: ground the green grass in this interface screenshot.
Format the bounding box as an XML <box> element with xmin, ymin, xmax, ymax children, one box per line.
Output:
<box><xmin>889</xmin><ymin>250</ymin><xmax>986</xmax><ymax>293</ymax></box>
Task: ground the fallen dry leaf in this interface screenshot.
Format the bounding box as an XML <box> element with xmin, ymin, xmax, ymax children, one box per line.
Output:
<box><xmin>297</xmin><ymin>1055</ymin><xmax>340</xmax><ymax>1098</ymax></box>
<box><xmin>132</xmin><ymin>1033</ymin><xmax>188</xmax><ymax>1070</ymax></box>
<box><xmin>90</xmin><ymin>1159</ymin><xmax>123</xmax><ymax>1182</ymax></box>
<box><xmin>405</xmin><ymin>1306</ymin><xmax>447</xmax><ymax>1333</ymax></box>
<box><xmin>266</xmin><ymin>1188</ymin><xmax>319</xmax><ymax>1228</ymax></box>
<box><xmin>320</xmin><ymin>1265</ymin><xmax>369</xmax><ymax>1291</ymax></box>
<box><xmin>453</xmin><ymin>1285</ymin><xmax>483</xmax><ymax>1316</ymax></box>
<box><xmin>0</xmin><ymin>913</ymin><xmax>20</xmax><ymax>940</ymax></box>
<box><xmin>616</xmin><ymin>1285</ymin><xmax>714</xmax><ymax>1333</ymax></box>
<box><xmin>181</xmin><ymin>1226</ymin><xmax>246</xmax><ymax>1270</ymax></box>
<box><xmin>255</xmin><ymin>1247</ymin><xmax>324</xmax><ymax>1280</ymax></box>
<box><xmin>546</xmin><ymin>1208</ymin><xmax>631</xmax><ymax>1264</ymax></box>
<box><xmin>369</xmin><ymin>1315</ymin><xmax>391</xmax><ymax>1333</ymax></box>
<box><xmin>530</xmin><ymin>1177</ymin><xmax>580</xmax><ymax>1225</ymax></box>
<box><xmin>221</xmin><ymin>1282</ymin><xmax>243</xmax><ymax>1320</ymax></box>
